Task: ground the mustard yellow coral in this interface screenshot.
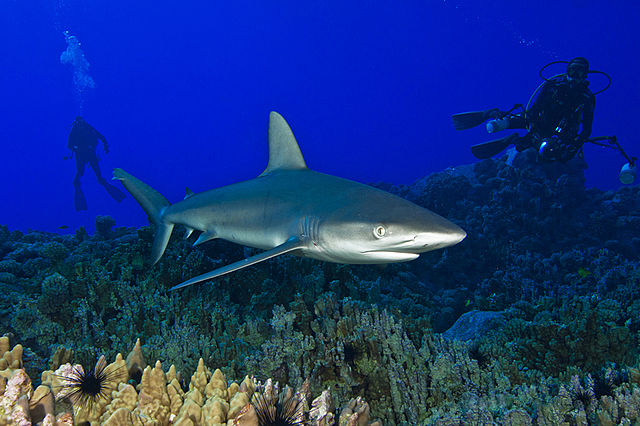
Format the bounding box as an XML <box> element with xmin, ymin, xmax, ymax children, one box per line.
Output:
<box><xmin>2</xmin><ymin>338</ymin><xmax>383</xmax><ymax>425</ymax></box>
<box><xmin>0</xmin><ymin>337</ymin><xmax>23</xmax><ymax>380</ymax></box>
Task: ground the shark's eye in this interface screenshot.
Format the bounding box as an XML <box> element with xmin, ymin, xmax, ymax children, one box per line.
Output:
<box><xmin>373</xmin><ymin>225</ymin><xmax>386</xmax><ymax>238</ymax></box>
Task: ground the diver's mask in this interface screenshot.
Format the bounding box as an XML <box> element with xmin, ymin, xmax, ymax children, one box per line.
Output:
<box><xmin>567</xmin><ymin>58</ymin><xmax>589</xmax><ymax>85</ymax></box>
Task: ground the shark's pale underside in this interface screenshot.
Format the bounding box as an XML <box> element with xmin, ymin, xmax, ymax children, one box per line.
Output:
<box><xmin>113</xmin><ymin>112</ymin><xmax>466</xmax><ymax>291</ymax></box>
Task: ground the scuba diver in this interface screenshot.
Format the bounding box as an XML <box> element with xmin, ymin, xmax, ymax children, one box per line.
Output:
<box><xmin>452</xmin><ymin>57</ymin><xmax>637</xmax><ymax>184</ymax></box>
<box><xmin>66</xmin><ymin>116</ymin><xmax>125</xmax><ymax>211</ymax></box>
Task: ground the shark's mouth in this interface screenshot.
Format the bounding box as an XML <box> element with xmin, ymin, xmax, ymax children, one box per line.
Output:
<box><xmin>360</xmin><ymin>250</ymin><xmax>420</xmax><ymax>261</ymax></box>
<box><xmin>361</xmin><ymin>238</ymin><xmax>428</xmax><ymax>255</ymax></box>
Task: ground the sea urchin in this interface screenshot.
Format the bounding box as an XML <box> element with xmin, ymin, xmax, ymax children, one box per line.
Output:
<box><xmin>56</xmin><ymin>355</ymin><xmax>122</xmax><ymax>413</ymax></box>
<box><xmin>252</xmin><ymin>386</ymin><xmax>307</xmax><ymax>426</ymax></box>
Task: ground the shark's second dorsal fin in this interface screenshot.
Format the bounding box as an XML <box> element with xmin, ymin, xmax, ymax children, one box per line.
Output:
<box><xmin>184</xmin><ymin>187</ymin><xmax>194</xmax><ymax>200</ymax></box>
<box><xmin>260</xmin><ymin>111</ymin><xmax>308</xmax><ymax>176</ymax></box>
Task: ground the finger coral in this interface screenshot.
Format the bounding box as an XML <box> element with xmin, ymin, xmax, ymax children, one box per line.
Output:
<box><xmin>2</xmin><ymin>338</ymin><xmax>380</xmax><ymax>425</ymax></box>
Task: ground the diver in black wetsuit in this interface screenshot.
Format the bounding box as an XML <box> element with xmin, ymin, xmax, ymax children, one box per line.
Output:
<box><xmin>506</xmin><ymin>57</ymin><xmax>596</xmax><ymax>161</ymax></box>
<box><xmin>452</xmin><ymin>58</ymin><xmax>637</xmax><ymax>184</ymax></box>
<box><xmin>66</xmin><ymin>116</ymin><xmax>125</xmax><ymax>211</ymax></box>
<box><xmin>453</xmin><ymin>57</ymin><xmax>597</xmax><ymax>162</ymax></box>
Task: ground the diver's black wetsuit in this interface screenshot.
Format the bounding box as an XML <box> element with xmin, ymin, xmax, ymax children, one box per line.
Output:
<box><xmin>69</xmin><ymin>119</ymin><xmax>108</xmax><ymax>184</ymax></box>
<box><xmin>510</xmin><ymin>75</ymin><xmax>596</xmax><ymax>161</ymax></box>
<box><xmin>68</xmin><ymin>117</ymin><xmax>124</xmax><ymax>210</ymax></box>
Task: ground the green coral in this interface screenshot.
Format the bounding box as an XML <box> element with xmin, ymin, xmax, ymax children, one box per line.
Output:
<box><xmin>483</xmin><ymin>295</ymin><xmax>636</xmax><ymax>377</ymax></box>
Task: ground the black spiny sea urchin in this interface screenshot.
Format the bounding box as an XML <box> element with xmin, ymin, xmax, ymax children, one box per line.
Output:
<box><xmin>56</xmin><ymin>355</ymin><xmax>122</xmax><ymax>413</ymax></box>
<box><xmin>252</xmin><ymin>387</ymin><xmax>307</xmax><ymax>426</ymax></box>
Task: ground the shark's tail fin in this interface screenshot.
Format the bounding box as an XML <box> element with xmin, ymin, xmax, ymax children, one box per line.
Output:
<box><xmin>113</xmin><ymin>168</ymin><xmax>174</xmax><ymax>264</ymax></box>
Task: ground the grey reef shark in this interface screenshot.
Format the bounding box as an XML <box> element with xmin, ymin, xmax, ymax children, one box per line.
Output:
<box><xmin>113</xmin><ymin>112</ymin><xmax>466</xmax><ymax>291</ymax></box>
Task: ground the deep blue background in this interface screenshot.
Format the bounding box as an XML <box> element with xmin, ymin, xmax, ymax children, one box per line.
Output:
<box><xmin>1</xmin><ymin>0</ymin><xmax>638</xmax><ymax>233</ymax></box>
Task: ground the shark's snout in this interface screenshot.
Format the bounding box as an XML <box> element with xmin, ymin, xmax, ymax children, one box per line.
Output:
<box><xmin>411</xmin><ymin>223</ymin><xmax>466</xmax><ymax>252</ymax></box>
<box><xmin>438</xmin><ymin>225</ymin><xmax>467</xmax><ymax>247</ymax></box>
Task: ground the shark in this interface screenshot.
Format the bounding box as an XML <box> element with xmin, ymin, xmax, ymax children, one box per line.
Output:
<box><xmin>113</xmin><ymin>112</ymin><xmax>466</xmax><ymax>291</ymax></box>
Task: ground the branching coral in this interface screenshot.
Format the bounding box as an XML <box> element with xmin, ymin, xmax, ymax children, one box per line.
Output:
<box><xmin>1</xmin><ymin>151</ymin><xmax>640</xmax><ymax>424</ymax></box>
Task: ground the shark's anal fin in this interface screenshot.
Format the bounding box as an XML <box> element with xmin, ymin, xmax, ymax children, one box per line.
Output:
<box><xmin>169</xmin><ymin>237</ymin><xmax>306</xmax><ymax>291</ymax></box>
<box><xmin>194</xmin><ymin>231</ymin><xmax>217</xmax><ymax>246</ymax></box>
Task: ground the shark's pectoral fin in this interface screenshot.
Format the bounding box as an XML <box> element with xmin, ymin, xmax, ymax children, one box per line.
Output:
<box><xmin>169</xmin><ymin>237</ymin><xmax>306</xmax><ymax>291</ymax></box>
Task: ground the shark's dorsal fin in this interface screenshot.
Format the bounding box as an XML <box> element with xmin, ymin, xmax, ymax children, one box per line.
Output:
<box><xmin>260</xmin><ymin>111</ymin><xmax>308</xmax><ymax>176</ymax></box>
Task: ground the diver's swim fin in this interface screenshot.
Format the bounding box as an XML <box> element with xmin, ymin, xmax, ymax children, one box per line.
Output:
<box><xmin>471</xmin><ymin>134</ymin><xmax>520</xmax><ymax>159</ymax></box>
<box><xmin>452</xmin><ymin>109</ymin><xmax>500</xmax><ymax>131</ymax></box>
<box><xmin>74</xmin><ymin>186</ymin><xmax>88</xmax><ymax>211</ymax></box>
<box><xmin>102</xmin><ymin>182</ymin><xmax>126</xmax><ymax>202</ymax></box>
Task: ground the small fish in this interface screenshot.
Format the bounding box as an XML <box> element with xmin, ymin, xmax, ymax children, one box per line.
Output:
<box><xmin>58</xmin><ymin>225</ymin><xmax>69</xmax><ymax>230</ymax></box>
<box><xmin>578</xmin><ymin>267</ymin><xmax>591</xmax><ymax>278</ymax></box>
<box><xmin>465</xmin><ymin>299</ymin><xmax>471</xmax><ymax>307</ymax></box>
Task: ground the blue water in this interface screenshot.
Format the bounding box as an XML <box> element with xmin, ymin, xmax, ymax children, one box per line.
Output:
<box><xmin>1</xmin><ymin>0</ymin><xmax>638</xmax><ymax>233</ymax></box>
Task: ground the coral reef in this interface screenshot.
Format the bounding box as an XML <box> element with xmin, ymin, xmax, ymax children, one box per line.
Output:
<box><xmin>1</xmin><ymin>336</ymin><xmax>382</xmax><ymax>425</ymax></box>
<box><xmin>1</xmin><ymin>149</ymin><xmax>640</xmax><ymax>423</ymax></box>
